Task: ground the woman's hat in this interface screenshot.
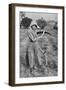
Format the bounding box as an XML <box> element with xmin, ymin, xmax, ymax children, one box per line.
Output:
<box><xmin>31</xmin><ymin>24</ymin><xmax>37</xmax><ymax>29</ymax></box>
<box><xmin>30</xmin><ymin>20</ymin><xmax>40</xmax><ymax>29</ymax></box>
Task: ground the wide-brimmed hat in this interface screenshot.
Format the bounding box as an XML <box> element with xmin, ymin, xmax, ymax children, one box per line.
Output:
<box><xmin>30</xmin><ymin>20</ymin><xmax>40</xmax><ymax>29</ymax></box>
<box><xmin>31</xmin><ymin>24</ymin><xmax>37</xmax><ymax>29</ymax></box>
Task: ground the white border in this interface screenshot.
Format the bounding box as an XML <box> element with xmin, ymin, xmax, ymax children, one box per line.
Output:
<box><xmin>15</xmin><ymin>6</ymin><xmax>63</xmax><ymax>84</ymax></box>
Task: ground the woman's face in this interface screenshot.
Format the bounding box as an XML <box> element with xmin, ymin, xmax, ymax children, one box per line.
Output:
<box><xmin>31</xmin><ymin>25</ymin><xmax>37</xmax><ymax>31</ymax></box>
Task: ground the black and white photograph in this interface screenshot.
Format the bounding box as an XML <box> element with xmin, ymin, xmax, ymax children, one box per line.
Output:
<box><xmin>20</xmin><ymin>12</ymin><xmax>58</xmax><ymax>78</ymax></box>
<box><xmin>9</xmin><ymin>4</ymin><xmax>64</xmax><ymax>86</ymax></box>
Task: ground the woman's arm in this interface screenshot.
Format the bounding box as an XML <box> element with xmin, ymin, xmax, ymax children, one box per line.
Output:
<box><xmin>28</xmin><ymin>30</ymin><xmax>45</xmax><ymax>42</ymax></box>
<box><xmin>28</xmin><ymin>30</ymin><xmax>36</xmax><ymax>42</ymax></box>
<box><xmin>35</xmin><ymin>30</ymin><xmax>45</xmax><ymax>41</ymax></box>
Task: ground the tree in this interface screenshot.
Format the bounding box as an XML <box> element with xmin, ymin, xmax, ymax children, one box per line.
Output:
<box><xmin>20</xmin><ymin>17</ymin><xmax>32</xmax><ymax>29</ymax></box>
<box><xmin>20</xmin><ymin>12</ymin><xmax>25</xmax><ymax>18</ymax></box>
<box><xmin>36</xmin><ymin>17</ymin><xmax>47</xmax><ymax>29</ymax></box>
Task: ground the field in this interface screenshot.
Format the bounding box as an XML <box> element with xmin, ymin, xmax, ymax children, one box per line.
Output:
<box><xmin>20</xmin><ymin>23</ymin><xmax>58</xmax><ymax>78</ymax></box>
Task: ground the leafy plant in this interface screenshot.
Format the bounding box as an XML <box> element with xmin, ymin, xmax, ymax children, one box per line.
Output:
<box><xmin>36</xmin><ymin>18</ymin><xmax>47</xmax><ymax>29</ymax></box>
<box><xmin>20</xmin><ymin>17</ymin><xmax>32</xmax><ymax>29</ymax></box>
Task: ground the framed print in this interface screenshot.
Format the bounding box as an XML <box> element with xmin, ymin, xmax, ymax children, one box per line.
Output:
<box><xmin>9</xmin><ymin>3</ymin><xmax>64</xmax><ymax>86</ymax></box>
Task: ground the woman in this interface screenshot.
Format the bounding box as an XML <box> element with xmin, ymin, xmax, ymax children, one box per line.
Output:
<box><xmin>26</xmin><ymin>24</ymin><xmax>45</xmax><ymax>74</ymax></box>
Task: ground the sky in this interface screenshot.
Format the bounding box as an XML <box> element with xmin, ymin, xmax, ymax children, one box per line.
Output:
<box><xmin>20</xmin><ymin>12</ymin><xmax>58</xmax><ymax>22</ymax></box>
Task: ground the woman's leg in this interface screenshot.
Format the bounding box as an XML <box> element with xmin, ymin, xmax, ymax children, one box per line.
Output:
<box><xmin>35</xmin><ymin>42</ymin><xmax>43</xmax><ymax>66</ymax></box>
<box><xmin>28</xmin><ymin>45</ymin><xmax>34</xmax><ymax>72</ymax></box>
<box><xmin>37</xmin><ymin>51</ymin><xmax>43</xmax><ymax>66</ymax></box>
